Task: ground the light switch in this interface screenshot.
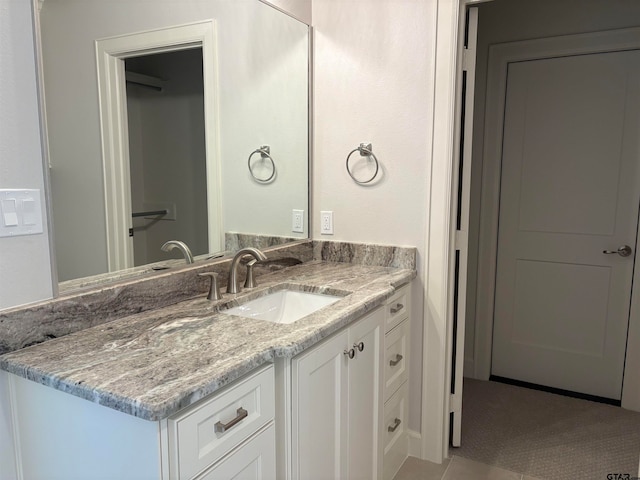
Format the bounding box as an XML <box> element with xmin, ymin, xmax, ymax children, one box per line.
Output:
<box><xmin>1</xmin><ymin>199</ymin><xmax>18</xmax><ymax>227</ymax></box>
<box><xmin>22</xmin><ymin>198</ymin><xmax>37</xmax><ymax>225</ymax></box>
<box><xmin>0</xmin><ymin>189</ymin><xmax>43</xmax><ymax>237</ymax></box>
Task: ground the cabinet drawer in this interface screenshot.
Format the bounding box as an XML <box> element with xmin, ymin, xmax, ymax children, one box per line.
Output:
<box><xmin>194</xmin><ymin>423</ymin><xmax>276</xmax><ymax>480</ymax></box>
<box><xmin>385</xmin><ymin>286</ymin><xmax>409</xmax><ymax>333</ymax></box>
<box><xmin>168</xmin><ymin>365</ymin><xmax>275</xmax><ymax>480</ymax></box>
<box><xmin>384</xmin><ymin>319</ymin><xmax>409</xmax><ymax>401</ymax></box>
<box><xmin>382</xmin><ymin>383</ymin><xmax>408</xmax><ymax>480</ymax></box>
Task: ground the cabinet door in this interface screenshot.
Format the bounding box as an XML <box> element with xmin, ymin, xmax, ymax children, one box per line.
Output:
<box><xmin>348</xmin><ymin>308</ymin><xmax>384</xmax><ymax>480</ymax></box>
<box><xmin>292</xmin><ymin>330</ymin><xmax>349</xmax><ymax>480</ymax></box>
<box><xmin>195</xmin><ymin>424</ymin><xmax>276</xmax><ymax>480</ymax></box>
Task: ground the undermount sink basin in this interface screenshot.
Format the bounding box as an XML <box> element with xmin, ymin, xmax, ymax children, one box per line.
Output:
<box><xmin>223</xmin><ymin>289</ymin><xmax>342</xmax><ymax>324</ymax></box>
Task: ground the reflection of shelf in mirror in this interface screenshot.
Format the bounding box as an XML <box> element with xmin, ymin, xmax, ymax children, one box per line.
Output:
<box><xmin>132</xmin><ymin>202</ymin><xmax>177</xmax><ymax>221</ymax></box>
<box><xmin>132</xmin><ymin>210</ymin><xmax>168</xmax><ymax>218</ymax></box>
<box><xmin>125</xmin><ymin>71</ymin><xmax>165</xmax><ymax>92</ymax></box>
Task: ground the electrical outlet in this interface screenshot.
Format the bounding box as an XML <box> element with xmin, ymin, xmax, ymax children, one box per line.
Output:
<box><xmin>292</xmin><ymin>209</ymin><xmax>304</xmax><ymax>233</ymax></box>
<box><xmin>320</xmin><ymin>211</ymin><xmax>333</xmax><ymax>235</ymax></box>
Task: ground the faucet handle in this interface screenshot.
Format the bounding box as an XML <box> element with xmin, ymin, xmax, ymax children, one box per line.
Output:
<box><xmin>243</xmin><ymin>260</ymin><xmax>258</xmax><ymax>289</ymax></box>
<box><xmin>199</xmin><ymin>272</ymin><xmax>222</xmax><ymax>301</ymax></box>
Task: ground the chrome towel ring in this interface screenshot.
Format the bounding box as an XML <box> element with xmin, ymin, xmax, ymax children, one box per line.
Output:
<box><xmin>248</xmin><ymin>145</ymin><xmax>276</xmax><ymax>183</ymax></box>
<box><xmin>346</xmin><ymin>143</ymin><xmax>379</xmax><ymax>185</ymax></box>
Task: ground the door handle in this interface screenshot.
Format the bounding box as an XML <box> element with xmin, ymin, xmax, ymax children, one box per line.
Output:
<box><xmin>390</xmin><ymin>354</ymin><xmax>403</xmax><ymax>367</ymax></box>
<box><xmin>603</xmin><ymin>245</ymin><xmax>633</xmax><ymax>257</ymax></box>
<box><xmin>214</xmin><ymin>407</ymin><xmax>248</xmax><ymax>434</ymax></box>
<box><xmin>388</xmin><ymin>418</ymin><xmax>402</xmax><ymax>433</ymax></box>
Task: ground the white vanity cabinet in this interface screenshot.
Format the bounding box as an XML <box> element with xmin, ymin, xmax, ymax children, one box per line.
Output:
<box><xmin>287</xmin><ymin>284</ymin><xmax>412</xmax><ymax>480</ymax></box>
<box><xmin>290</xmin><ymin>307</ymin><xmax>384</xmax><ymax>480</ymax></box>
<box><xmin>7</xmin><ymin>282</ymin><xmax>412</xmax><ymax>480</ymax></box>
<box><xmin>8</xmin><ymin>364</ymin><xmax>276</xmax><ymax>480</ymax></box>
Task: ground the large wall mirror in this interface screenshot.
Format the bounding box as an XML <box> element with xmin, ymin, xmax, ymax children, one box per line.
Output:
<box><xmin>37</xmin><ymin>0</ymin><xmax>310</xmax><ymax>288</ymax></box>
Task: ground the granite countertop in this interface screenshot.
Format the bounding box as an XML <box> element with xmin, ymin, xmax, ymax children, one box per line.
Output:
<box><xmin>0</xmin><ymin>261</ymin><xmax>415</xmax><ymax>422</ymax></box>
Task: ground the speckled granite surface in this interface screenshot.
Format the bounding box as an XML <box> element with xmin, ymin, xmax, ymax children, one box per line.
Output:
<box><xmin>314</xmin><ymin>240</ymin><xmax>417</xmax><ymax>270</ymax></box>
<box><xmin>0</xmin><ymin>241</ymin><xmax>314</xmax><ymax>355</ymax></box>
<box><xmin>225</xmin><ymin>232</ymin><xmax>301</xmax><ymax>251</ymax></box>
<box><xmin>0</xmin><ymin>261</ymin><xmax>415</xmax><ymax>421</ymax></box>
<box><xmin>0</xmin><ymin>240</ymin><xmax>416</xmax><ymax>355</ymax></box>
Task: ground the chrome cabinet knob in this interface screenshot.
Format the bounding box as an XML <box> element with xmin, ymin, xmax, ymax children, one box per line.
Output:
<box><xmin>603</xmin><ymin>245</ymin><xmax>633</xmax><ymax>257</ymax></box>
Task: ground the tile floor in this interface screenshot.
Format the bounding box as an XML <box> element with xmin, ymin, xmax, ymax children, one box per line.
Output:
<box><xmin>393</xmin><ymin>456</ymin><xmax>544</xmax><ymax>480</ymax></box>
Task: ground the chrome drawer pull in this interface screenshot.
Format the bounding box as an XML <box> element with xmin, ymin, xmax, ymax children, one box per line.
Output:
<box><xmin>354</xmin><ymin>341</ymin><xmax>365</xmax><ymax>352</ymax></box>
<box><xmin>390</xmin><ymin>354</ymin><xmax>403</xmax><ymax>367</ymax></box>
<box><xmin>388</xmin><ymin>418</ymin><xmax>401</xmax><ymax>433</ymax></box>
<box><xmin>215</xmin><ymin>407</ymin><xmax>248</xmax><ymax>434</ymax></box>
<box><xmin>344</xmin><ymin>348</ymin><xmax>356</xmax><ymax>359</ymax></box>
<box><xmin>390</xmin><ymin>303</ymin><xmax>404</xmax><ymax>314</ymax></box>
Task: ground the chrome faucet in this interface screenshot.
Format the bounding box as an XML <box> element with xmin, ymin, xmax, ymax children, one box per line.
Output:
<box><xmin>161</xmin><ymin>240</ymin><xmax>194</xmax><ymax>264</ymax></box>
<box><xmin>226</xmin><ymin>247</ymin><xmax>267</xmax><ymax>294</ymax></box>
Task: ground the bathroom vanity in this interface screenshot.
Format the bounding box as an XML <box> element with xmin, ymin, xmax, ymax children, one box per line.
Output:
<box><xmin>1</xmin><ymin>253</ymin><xmax>414</xmax><ymax>480</ymax></box>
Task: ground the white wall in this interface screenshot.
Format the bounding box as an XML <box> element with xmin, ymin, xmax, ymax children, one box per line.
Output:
<box><xmin>0</xmin><ymin>1</ymin><xmax>55</xmax><ymax>478</ymax></box>
<box><xmin>464</xmin><ymin>0</ymin><xmax>640</xmax><ymax>375</ymax></box>
<box><xmin>221</xmin><ymin>9</ymin><xmax>308</xmax><ymax>241</ymax></box>
<box><xmin>0</xmin><ymin>0</ymin><xmax>54</xmax><ymax>310</ymax></box>
<box><xmin>40</xmin><ymin>0</ymin><xmax>309</xmax><ymax>281</ymax></box>
<box><xmin>312</xmin><ymin>0</ymin><xmax>437</xmax><ymax>432</ymax></box>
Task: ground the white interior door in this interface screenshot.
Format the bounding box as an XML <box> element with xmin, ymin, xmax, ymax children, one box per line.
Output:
<box><xmin>492</xmin><ymin>49</ymin><xmax>640</xmax><ymax>400</ymax></box>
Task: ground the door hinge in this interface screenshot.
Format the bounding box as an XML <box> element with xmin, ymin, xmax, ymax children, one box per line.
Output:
<box><xmin>454</xmin><ymin>230</ymin><xmax>468</xmax><ymax>251</ymax></box>
<box><xmin>450</xmin><ymin>393</ymin><xmax>462</xmax><ymax>413</ymax></box>
<box><xmin>462</xmin><ymin>47</ymin><xmax>474</xmax><ymax>72</ymax></box>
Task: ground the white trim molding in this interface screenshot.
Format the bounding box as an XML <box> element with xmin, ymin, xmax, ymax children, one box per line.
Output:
<box><xmin>95</xmin><ymin>20</ymin><xmax>223</xmax><ymax>272</ymax></box>
<box><xmin>421</xmin><ymin>0</ymin><xmax>464</xmax><ymax>464</ymax></box>
<box><xmin>407</xmin><ymin>429</ymin><xmax>423</xmax><ymax>458</ymax></box>
<box><xmin>7</xmin><ymin>374</ymin><xmax>24</xmax><ymax>480</ymax></box>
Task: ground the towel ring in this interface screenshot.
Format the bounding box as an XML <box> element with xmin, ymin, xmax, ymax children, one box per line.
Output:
<box><xmin>248</xmin><ymin>145</ymin><xmax>276</xmax><ymax>183</ymax></box>
<box><xmin>346</xmin><ymin>143</ymin><xmax>379</xmax><ymax>185</ymax></box>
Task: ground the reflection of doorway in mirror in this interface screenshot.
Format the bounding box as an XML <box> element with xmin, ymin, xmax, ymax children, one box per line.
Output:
<box><xmin>125</xmin><ymin>50</ymin><xmax>208</xmax><ymax>266</ymax></box>
<box><xmin>95</xmin><ymin>21</ymin><xmax>223</xmax><ymax>274</ymax></box>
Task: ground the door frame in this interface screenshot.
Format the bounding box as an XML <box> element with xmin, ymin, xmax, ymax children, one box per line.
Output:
<box><xmin>473</xmin><ymin>27</ymin><xmax>640</xmax><ymax>410</ymax></box>
<box><xmin>421</xmin><ymin>0</ymin><xmax>488</xmax><ymax>463</ymax></box>
<box><xmin>95</xmin><ymin>20</ymin><xmax>223</xmax><ymax>272</ymax></box>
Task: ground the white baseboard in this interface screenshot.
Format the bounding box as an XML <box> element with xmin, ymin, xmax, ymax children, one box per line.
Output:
<box><xmin>407</xmin><ymin>429</ymin><xmax>422</xmax><ymax>458</ymax></box>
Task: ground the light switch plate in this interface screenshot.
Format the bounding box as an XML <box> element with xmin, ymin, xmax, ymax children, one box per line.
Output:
<box><xmin>0</xmin><ymin>189</ymin><xmax>44</xmax><ymax>237</ymax></box>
